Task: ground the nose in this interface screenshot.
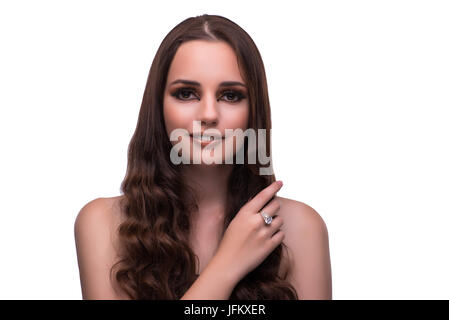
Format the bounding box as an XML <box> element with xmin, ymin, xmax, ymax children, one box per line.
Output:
<box><xmin>198</xmin><ymin>92</ymin><xmax>219</xmax><ymax>127</ymax></box>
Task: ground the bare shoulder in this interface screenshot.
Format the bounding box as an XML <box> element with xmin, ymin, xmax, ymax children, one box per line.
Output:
<box><xmin>276</xmin><ymin>196</ymin><xmax>332</xmax><ymax>299</ymax></box>
<box><xmin>275</xmin><ymin>197</ymin><xmax>327</xmax><ymax>272</ymax></box>
<box><xmin>276</xmin><ymin>197</ymin><xmax>328</xmax><ymax>237</ymax></box>
<box><xmin>75</xmin><ymin>196</ymin><xmax>125</xmax><ymax>231</ymax></box>
<box><xmin>74</xmin><ymin>195</ymin><xmax>129</xmax><ymax>299</ymax></box>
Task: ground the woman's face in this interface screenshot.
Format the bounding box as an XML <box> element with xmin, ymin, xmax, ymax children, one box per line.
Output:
<box><xmin>163</xmin><ymin>40</ymin><xmax>249</xmax><ymax>165</ymax></box>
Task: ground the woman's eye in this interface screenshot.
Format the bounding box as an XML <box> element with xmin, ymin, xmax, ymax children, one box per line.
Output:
<box><xmin>221</xmin><ymin>90</ymin><xmax>245</xmax><ymax>102</ymax></box>
<box><xmin>171</xmin><ymin>88</ymin><xmax>198</xmax><ymax>101</ymax></box>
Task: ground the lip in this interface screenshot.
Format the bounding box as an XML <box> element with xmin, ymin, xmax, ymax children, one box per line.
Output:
<box><xmin>189</xmin><ymin>134</ymin><xmax>224</xmax><ymax>147</ymax></box>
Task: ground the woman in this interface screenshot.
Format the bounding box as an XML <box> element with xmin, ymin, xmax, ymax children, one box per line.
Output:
<box><xmin>74</xmin><ymin>14</ymin><xmax>332</xmax><ymax>300</ymax></box>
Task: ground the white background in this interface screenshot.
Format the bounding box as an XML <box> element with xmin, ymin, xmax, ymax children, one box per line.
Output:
<box><xmin>1</xmin><ymin>0</ymin><xmax>448</xmax><ymax>299</ymax></box>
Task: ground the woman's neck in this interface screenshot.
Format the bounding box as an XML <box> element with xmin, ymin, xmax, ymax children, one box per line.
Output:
<box><xmin>180</xmin><ymin>164</ymin><xmax>233</xmax><ymax>220</ymax></box>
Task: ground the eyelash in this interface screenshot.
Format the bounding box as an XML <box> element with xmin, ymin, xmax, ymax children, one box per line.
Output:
<box><xmin>170</xmin><ymin>87</ymin><xmax>247</xmax><ymax>103</ymax></box>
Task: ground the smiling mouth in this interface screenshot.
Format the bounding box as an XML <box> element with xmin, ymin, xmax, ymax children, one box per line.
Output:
<box><xmin>189</xmin><ymin>134</ymin><xmax>224</xmax><ymax>140</ymax></box>
<box><xmin>189</xmin><ymin>133</ymin><xmax>224</xmax><ymax>146</ymax></box>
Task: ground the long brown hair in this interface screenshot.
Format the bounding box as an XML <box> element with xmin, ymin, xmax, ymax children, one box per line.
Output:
<box><xmin>110</xmin><ymin>14</ymin><xmax>298</xmax><ymax>299</ymax></box>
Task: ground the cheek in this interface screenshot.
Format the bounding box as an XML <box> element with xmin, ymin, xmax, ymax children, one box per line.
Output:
<box><xmin>219</xmin><ymin>106</ymin><xmax>249</xmax><ymax>160</ymax></box>
<box><xmin>163</xmin><ymin>101</ymin><xmax>194</xmax><ymax>136</ymax></box>
<box><xmin>222</xmin><ymin>105</ymin><xmax>249</xmax><ymax>130</ymax></box>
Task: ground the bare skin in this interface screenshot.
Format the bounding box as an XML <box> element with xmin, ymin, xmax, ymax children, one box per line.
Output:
<box><xmin>74</xmin><ymin>39</ymin><xmax>332</xmax><ymax>299</ymax></box>
<box><xmin>74</xmin><ymin>194</ymin><xmax>332</xmax><ymax>299</ymax></box>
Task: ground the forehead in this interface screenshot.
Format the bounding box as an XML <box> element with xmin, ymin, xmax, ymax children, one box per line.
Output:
<box><xmin>166</xmin><ymin>40</ymin><xmax>245</xmax><ymax>85</ymax></box>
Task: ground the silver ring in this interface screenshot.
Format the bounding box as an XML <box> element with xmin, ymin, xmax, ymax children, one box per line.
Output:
<box><xmin>260</xmin><ymin>211</ymin><xmax>272</xmax><ymax>225</ymax></box>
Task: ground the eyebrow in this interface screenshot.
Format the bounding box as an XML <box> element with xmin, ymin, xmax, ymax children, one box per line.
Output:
<box><xmin>169</xmin><ymin>79</ymin><xmax>247</xmax><ymax>88</ymax></box>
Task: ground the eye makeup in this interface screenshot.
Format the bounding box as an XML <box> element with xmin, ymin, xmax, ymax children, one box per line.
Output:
<box><xmin>170</xmin><ymin>86</ymin><xmax>247</xmax><ymax>103</ymax></box>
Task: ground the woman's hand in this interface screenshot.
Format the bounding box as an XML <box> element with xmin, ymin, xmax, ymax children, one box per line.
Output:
<box><xmin>211</xmin><ymin>180</ymin><xmax>285</xmax><ymax>283</ymax></box>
